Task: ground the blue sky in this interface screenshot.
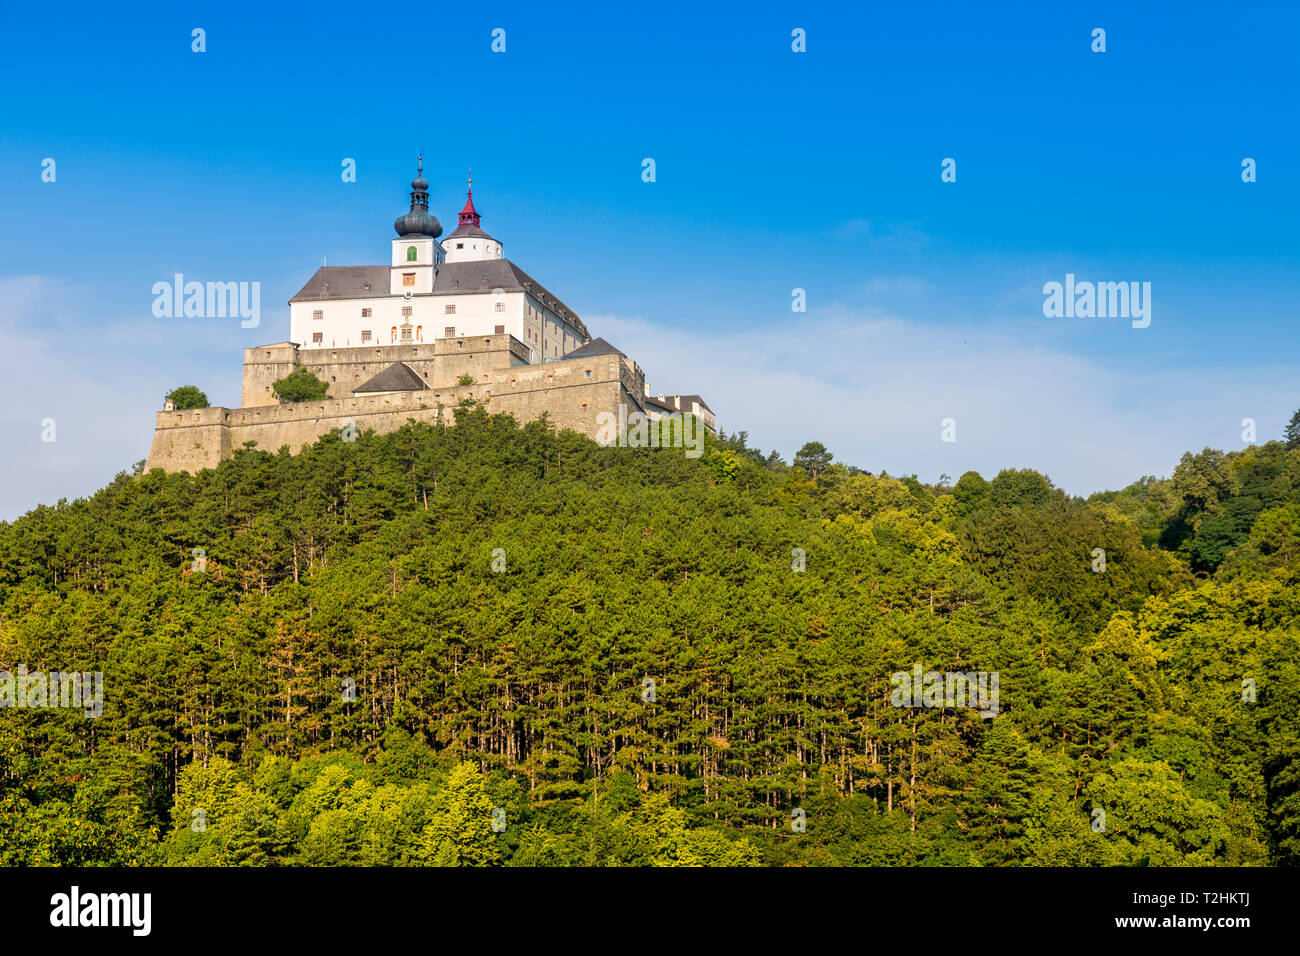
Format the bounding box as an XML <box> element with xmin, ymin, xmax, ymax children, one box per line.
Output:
<box><xmin>1</xmin><ymin>0</ymin><xmax>1297</xmax><ymax>518</ymax></box>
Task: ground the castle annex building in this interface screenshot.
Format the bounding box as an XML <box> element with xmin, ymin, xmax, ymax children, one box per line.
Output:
<box><xmin>146</xmin><ymin>163</ymin><xmax>714</xmax><ymax>474</ymax></box>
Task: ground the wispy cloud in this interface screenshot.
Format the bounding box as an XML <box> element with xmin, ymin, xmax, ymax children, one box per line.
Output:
<box><xmin>0</xmin><ymin>275</ymin><xmax>253</xmax><ymax>520</ymax></box>
<box><xmin>597</xmin><ymin>306</ymin><xmax>1294</xmax><ymax>495</ymax></box>
<box><xmin>835</xmin><ymin>219</ymin><xmax>931</xmax><ymax>252</ymax></box>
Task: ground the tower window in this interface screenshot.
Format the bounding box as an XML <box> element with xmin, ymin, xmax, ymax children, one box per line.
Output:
<box><xmin>402</xmin><ymin>306</ymin><xmax>412</xmax><ymax>317</ymax></box>
<box><xmin>444</xmin><ymin>304</ymin><xmax>456</xmax><ymax>314</ymax></box>
<box><xmin>406</xmin><ymin>246</ymin><xmax>418</xmax><ymax>262</ymax></box>
<box><xmin>312</xmin><ymin>310</ymin><xmax>323</xmax><ymax>320</ymax></box>
<box><xmin>391</xmin><ymin>326</ymin><xmax>398</xmax><ymax>343</ymax></box>
<box><xmin>494</xmin><ymin>325</ymin><xmax>505</xmax><ymax>335</ymax></box>
<box><xmin>456</xmin><ymin>242</ymin><xmax>464</xmax><ymax>249</ymax></box>
<box><xmin>494</xmin><ymin>302</ymin><xmax>505</xmax><ymax>312</ymax></box>
<box><xmin>416</xmin><ymin>325</ymin><xmax>423</xmax><ymax>341</ymax></box>
<box><xmin>361</xmin><ymin>308</ymin><xmax>372</xmax><ymax>317</ymax></box>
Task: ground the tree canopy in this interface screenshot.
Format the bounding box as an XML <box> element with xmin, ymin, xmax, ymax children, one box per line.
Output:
<box><xmin>166</xmin><ymin>385</ymin><xmax>210</xmax><ymax>410</ymax></box>
<box><xmin>1</xmin><ymin>405</ymin><xmax>1297</xmax><ymax>866</ymax></box>
<box><xmin>272</xmin><ymin>369</ymin><xmax>331</xmax><ymax>403</ymax></box>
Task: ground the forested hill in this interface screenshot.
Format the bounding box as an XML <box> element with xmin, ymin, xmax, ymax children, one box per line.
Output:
<box><xmin>1</xmin><ymin>406</ymin><xmax>1298</xmax><ymax>866</ymax></box>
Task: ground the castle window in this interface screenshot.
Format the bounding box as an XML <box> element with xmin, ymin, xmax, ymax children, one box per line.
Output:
<box><xmin>585</xmin><ymin>369</ymin><xmax>592</xmax><ymax>378</ymax></box>
<box><xmin>312</xmin><ymin>332</ymin><xmax>323</xmax><ymax>344</ymax></box>
<box><xmin>361</xmin><ymin>330</ymin><xmax>371</xmax><ymax>343</ymax></box>
<box><xmin>402</xmin><ymin>306</ymin><xmax>412</xmax><ymax>317</ymax></box>
<box><xmin>313</xmin><ymin>310</ymin><xmax>323</xmax><ymax>320</ymax></box>
<box><xmin>406</xmin><ymin>246</ymin><xmax>418</xmax><ymax>262</ymax></box>
<box><xmin>495</xmin><ymin>302</ymin><xmax>505</xmax><ymax>312</ymax></box>
<box><xmin>456</xmin><ymin>242</ymin><xmax>464</xmax><ymax>249</ymax></box>
<box><xmin>444</xmin><ymin>304</ymin><xmax>456</xmax><ymax>314</ymax></box>
<box><xmin>391</xmin><ymin>326</ymin><xmax>398</xmax><ymax>343</ymax></box>
<box><xmin>416</xmin><ymin>325</ymin><xmax>423</xmax><ymax>341</ymax></box>
<box><xmin>444</xmin><ymin>326</ymin><xmax>455</xmax><ymax>337</ymax></box>
<box><xmin>361</xmin><ymin>308</ymin><xmax>372</xmax><ymax>317</ymax></box>
<box><xmin>494</xmin><ymin>325</ymin><xmax>505</xmax><ymax>335</ymax></box>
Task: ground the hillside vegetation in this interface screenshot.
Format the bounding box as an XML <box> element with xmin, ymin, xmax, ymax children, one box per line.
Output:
<box><xmin>1</xmin><ymin>407</ymin><xmax>1297</xmax><ymax>866</ymax></box>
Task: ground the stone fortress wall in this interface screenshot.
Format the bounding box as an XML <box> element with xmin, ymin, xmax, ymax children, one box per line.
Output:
<box><xmin>147</xmin><ymin>335</ymin><xmax>648</xmax><ymax>474</ymax></box>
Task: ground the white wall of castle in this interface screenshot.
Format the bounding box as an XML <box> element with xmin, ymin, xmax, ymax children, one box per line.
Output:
<box><xmin>442</xmin><ymin>234</ymin><xmax>502</xmax><ymax>263</ymax></box>
<box><xmin>290</xmin><ymin>289</ymin><xmax>587</xmax><ymax>359</ymax></box>
<box><xmin>288</xmin><ymin>205</ymin><xmax>587</xmax><ymax>361</ymax></box>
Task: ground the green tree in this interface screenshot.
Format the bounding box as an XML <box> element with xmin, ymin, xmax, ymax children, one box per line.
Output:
<box><xmin>950</xmin><ymin>470</ymin><xmax>989</xmax><ymax>517</ymax></box>
<box><xmin>793</xmin><ymin>441</ymin><xmax>832</xmax><ymax>480</ymax></box>
<box><xmin>1285</xmin><ymin>408</ymin><xmax>1300</xmax><ymax>449</ymax></box>
<box><xmin>272</xmin><ymin>368</ymin><xmax>330</xmax><ymax>403</ymax></box>
<box><xmin>417</xmin><ymin>763</ymin><xmax>500</xmax><ymax>866</ymax></box>
<box><xmin>166</xmin><ymin>385</ymin><xmax>209</xmax><ymax>409</ymax></box>
<box><xmin>987</xmin><ymin>468</ymin><xmax>1054</xmax><ymax>509</ymax></box>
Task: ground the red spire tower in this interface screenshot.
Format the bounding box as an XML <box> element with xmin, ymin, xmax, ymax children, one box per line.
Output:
<box><xmin>458</xmin><ymin>174</ymin><xmax>481</xmax><ymax>229</ymax></box>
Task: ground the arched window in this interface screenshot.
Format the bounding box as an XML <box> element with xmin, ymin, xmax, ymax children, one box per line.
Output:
<box><xmin>416</xmin><ymin>325</ymin><xmax>423</xmax><ymax>342</ymax></box>
<box><xmin>406</xmin><ymin>246</ymin><xmax>418</xmax><ymax>262</ymax></box>
<box><xmin>391</xmin><ymin>326</ymin><xmax>398</xmax><ymax>343</ymax></box>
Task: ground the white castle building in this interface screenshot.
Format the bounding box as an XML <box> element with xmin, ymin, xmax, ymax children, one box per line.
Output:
<box><xmin>146</xmin><ymin>161</ymin><xmax>714</xmax><ymax>474</ymax></box>
<box><xmin>289</xmin><ymin>159</ymin><xmax>589</xmax><ymax>362</ymax></box>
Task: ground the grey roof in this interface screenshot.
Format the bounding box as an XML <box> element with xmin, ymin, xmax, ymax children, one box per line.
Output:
<box><xmin>648</xmin><ymin>393</ymin><xmax>714</xmax><ymax>415</ymax></box>
<box><xmin>353</xmin><ymin>362</ymin><xmax>429</xmax><ymax>394</ymax></box>
<box><xmin>564</xmin><ymin>337</ymin><xmax>625</xmax><ymax>360</ymax></box>
<box><xmin>290</xmin><ymin>266</ymin><xmax>389</xmax><ymax>302</ymax></box>
<box><xmin>445</xmin><ymin>221</ymin><xmax>496</xmax><ymax>241</ymax></box>
<box><xmin>434</xmin><ymin>260</ymin><xmax>588</xmax><ymax>337</ymax></box>
<box><xmin>290</xmin><ymin>259</ymin><xmax>589</xmax><ymax>340</ymax></box>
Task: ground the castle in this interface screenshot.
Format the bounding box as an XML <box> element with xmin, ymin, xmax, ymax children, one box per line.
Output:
<box><xmin>146</xmin><ymin>162</ymin><xmax>714</xmax><ymax>474</ymax></box>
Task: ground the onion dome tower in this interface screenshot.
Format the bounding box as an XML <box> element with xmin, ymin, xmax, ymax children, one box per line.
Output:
<box><xmin>393</xmin><ymin>157</ymin><xmax>443</xmax><ymax>238</ymax></box>
<box><xmin>389</xmin><ymin>156</ymin><xmax>442</xmax><ymax>297</ymax></box>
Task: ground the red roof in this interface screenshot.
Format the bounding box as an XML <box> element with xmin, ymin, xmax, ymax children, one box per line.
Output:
<box><xmin>459</xmin><ymin>180</ymin><xmax>481</xmax><ymax>228</ymax></box>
